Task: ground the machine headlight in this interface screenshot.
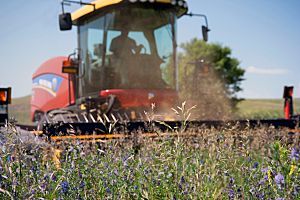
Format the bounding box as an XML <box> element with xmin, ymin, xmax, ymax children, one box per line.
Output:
<box><xmin>178</xmin><ymin>0</ymin><xmax>184</xmax><ymax>6</ymax></box>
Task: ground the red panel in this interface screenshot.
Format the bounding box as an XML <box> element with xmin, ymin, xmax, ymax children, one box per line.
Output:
<box><xmin>32</xmin><ymin>56</ymin><xmax>68</xmax><ymax>79</ymax></box>
<box><xmin>284</xmin><ymin>99</ymin><xmax>290</xmax><ymax>119</ymax></box>
<box><xmin>31</xmin><ymin>57</ymin><xmax>75</xmax><ymax>121</ymax></box>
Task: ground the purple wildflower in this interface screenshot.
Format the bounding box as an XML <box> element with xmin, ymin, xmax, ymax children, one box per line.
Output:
<box><xmin>290</xmin><ymin>148</ymin><xmax>299</xmax><ymax>161</ymax></box>
<box><xmin>261</xmin><ymin>167</ymin><xmax>268</xmax><ymax>173</ymax></box>
<box><xmin>259</xmin><ymin>175</ymin><xmax>268</xmax><ymax>185</ymax></box>
<box><xmin>229</xmin><ymin>178</ymin><xmax>235</xmax><ymax>187</ymax></box>
<box><xmin>61</xmin><ymin>181</ymin><xmax>70</xmax><ymax>194</ymax></box>
<box><xmin>114</xmin><ymin>169</ymin><xmax>119</xmax><ymax>176</ymax></box>
<box><xmin>228</xmin><ymin>189</ymin><xmax>234</xmax><ymax>199</ymax></box>
<box><xmin>294</xmin><ymin>184</ymin><xmax>300</xmax><ymax>196</ymax></box>
<box><xmin>106</xmin><ymin>187</ymin><xmax>111</xmax><ymax>194</ymax></box>
<box><xmin>275</xmin><ymin>173</ymin><xmax>284</xmax><ymax>188</ymax></box>
<box><xmin>253</xmin><ymin>162</ymin><xmax>259</xmax><ymax>169</ymax></box>
<box><xmin>276</xmin><ymin>198</ymin><xmax>285</xmax><ymax>200</ymax></box>
<box><xmin>258</xmin><ymin>193</ymin><xmax>265</xmax><ymax>199</ymax></box>
<box><xmin>157</xmin><ymin>180</ymin><xmax>161</xmax><ymax>186</ymax></box>
<box><xmin>181</xmin><ymin>190</ymin><xmax>188</xmax><ymax>195</ymax></box>
<box><xmin>249</xmin><ymin>187</ymin><xmax>256</xmax><ymax>196</ymax></box>
<box><xmin>152</xmin><ymin>179</ymin><xmax>156</xmax><ymax>185</ymax></box>
<box><xmin>79</xmin><ymin>181</ymin><xmax>85</xmax><ymax>189</ymax></box>
<box><xmin>180</xmin><ymin>176</ymin><xmax>185</xmax><ymax>184</ymax></box>
<box><xmin>51</xmin><ymin>174</ymin><xmax>57</xmax><ymax>182</ymax></box>
<box><xmin>178</xmin><ymin>183</ymin><xmax>183</xmax><ymax>191</ymax></box>
<box><xmin>143</xmin><ymin>169</ymin><xmax>149</xmax><ymax>176</ymax></box>
<box><xmin>41</xmin><ymin>182</ymin><xmax>47</xmax><ymax>190</ymax></box>
<box><xmin>43</xmin><ymin>175</ymin><xmax>49</xmax><ymax>181</ymax></box>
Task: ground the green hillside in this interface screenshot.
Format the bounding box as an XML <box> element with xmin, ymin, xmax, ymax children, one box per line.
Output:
<box><xmin>236</xmin><ymin>98</ymin><xmax>300</xmax><ymax>119</ymax></box>
<box><xmin>8</xmin><ymin>95</ymin><xmax>32</xmax><ymax>125</ymax></box>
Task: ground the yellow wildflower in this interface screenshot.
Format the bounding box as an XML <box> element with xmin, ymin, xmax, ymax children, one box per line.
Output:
<box><xmin>267</xmin><ymin>169</ymin><xmax>272</xmax><ymax>185</ymax></box>
<box><xmin>289</xmin><ymin>164</ymin><xmax>297</xmax><ymax>176</ymax></box>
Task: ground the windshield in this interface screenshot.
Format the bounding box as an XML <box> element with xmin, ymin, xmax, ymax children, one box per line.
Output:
<box><xmin>78</xmin><ymin>6</ymin><xmax>177</xmax><ymax>97</ymax></box>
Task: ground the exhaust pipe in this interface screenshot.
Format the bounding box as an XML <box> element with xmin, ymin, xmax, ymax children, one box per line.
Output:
<box><xmin>283</xmin><ymin>86</ymin><xmax>294</xmax><ymax>119</ymax></box>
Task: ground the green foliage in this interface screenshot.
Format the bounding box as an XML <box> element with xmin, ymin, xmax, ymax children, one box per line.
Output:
<box><xmin>0</xmin><ymin>125</ymin><xmax>299</xmax><ymax>199</ymax></box>
<box><xmin>178</xmin><ymin>38</ymin><xmax>245</xmax><ymax>100</ymax></box>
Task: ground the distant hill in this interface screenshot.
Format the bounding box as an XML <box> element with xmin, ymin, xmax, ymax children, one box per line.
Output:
<box><xmin>237</xmin><ymin>98</ymin><xmax>300</xmax><ymax>119</ymax></box>
<box><xmin>8</xmin><ymin>95</ymin><xmax>32</xmax><ymax>125</ymax></box>
<box><xmin>8</xmin><ymin>95</ymin><xmax>300</xmax><ymax>124</ymax></box>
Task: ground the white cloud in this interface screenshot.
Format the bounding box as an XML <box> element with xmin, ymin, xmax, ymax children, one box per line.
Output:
<box><xmin>246</xmin><ymin>66</ymin><xmax>288</xmax><ymax>75</ymax></box>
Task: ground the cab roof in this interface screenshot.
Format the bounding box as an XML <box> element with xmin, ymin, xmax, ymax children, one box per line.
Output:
<box><xmin>71</xmin><ymin>0</ymin><xmax>188</xmax><ymax>22</ymax></box>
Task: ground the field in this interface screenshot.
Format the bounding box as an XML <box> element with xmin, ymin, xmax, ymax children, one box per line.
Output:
<box><xmin>237</xmin><ymin>98</ymin><xmax>300</xmax><ymax>119</ymax></box>
<box><xmin>8</xmin><ymin>96</ymin><xmax>300</xmax><ymax>124</ymax></box>
<box><xmin>1</xmin><ymin>98</ymin><xmax>299</xmax><ymax>199</ymax></box>
<box><xmin>0</xmin><ymin>124</ymin><xmax>299</xmax><ymax>199</ymax></box>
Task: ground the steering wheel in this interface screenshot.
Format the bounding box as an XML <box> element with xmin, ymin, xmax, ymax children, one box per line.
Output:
<box><xmin>135</xmin><ymin>44</ymin><xmax>145</xmax><ymax>55</ymax></box>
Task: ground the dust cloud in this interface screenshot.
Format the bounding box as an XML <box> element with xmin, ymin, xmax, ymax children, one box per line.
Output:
<box><xmin>178</xmin><ymin>62</ymin><xmax>233</xmax><ymax>121</ymax></box>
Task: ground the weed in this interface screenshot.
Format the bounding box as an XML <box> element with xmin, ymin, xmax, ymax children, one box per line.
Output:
<box><xmin>0</xmin><ymin>124</ymin><xmax>299</xmax><ymax>199</ymax></box>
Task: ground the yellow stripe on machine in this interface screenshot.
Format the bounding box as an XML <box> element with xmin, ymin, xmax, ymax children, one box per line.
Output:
<box><xmin>72</xmin><ymin>0</ymin><xmax>123</xmax><ymax>21</ymax></box>
<box><xmin>50</xmin><ymin>132</ymin><xmax>199</xmax><ymax>143</ymax></box>
<box><xmin>51</xmin><ymin>134</ymin><xmax>128</xmax><ymax>141</ymax></box>
<box><xmin>71</xmin><ymin>0</ymin><xmax>174</xmax><ymax>22</ymax></box>
<box><xmin>156</xmin><ymin>0</ymin><xmax>171</xmax><ymax>3</ymax></box>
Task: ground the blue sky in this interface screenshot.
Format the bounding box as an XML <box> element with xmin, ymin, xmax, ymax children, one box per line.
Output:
<box><xmin>0</xmin><ymin>0</ymin><xmax>300</xmax><ymax>99</ymax></box>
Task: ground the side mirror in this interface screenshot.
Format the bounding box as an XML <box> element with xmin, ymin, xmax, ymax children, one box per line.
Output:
<box><xmin>59</xmin><ymin>13</ymin><xmax>72</xmax><ymax>31</ymax></box>
<box><xmin>184</xmin><ymin>13</ymin><xmax>210</xmax><ymax>42</ymax></box>
<box><xmin>202</xmin><ymin>26</ymin><xmax>210</xmax><ymax>42</ymax></box>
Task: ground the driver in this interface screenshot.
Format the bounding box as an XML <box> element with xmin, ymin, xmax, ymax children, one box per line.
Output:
<box><xmin>109</xmin><ymin>30</ymin><xmax>143</xmax><ymax>57</ymax></box>
<box><xmin>109</xmin><ymin>29</ymin><xmax>143</xmax><ymax>87</ymax></box>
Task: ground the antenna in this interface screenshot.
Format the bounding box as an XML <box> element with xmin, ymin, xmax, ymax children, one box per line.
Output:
<box><xmin>61</xmin><ymin>0</ymin><xmax>96</xmax><ymax>13</ymax></box>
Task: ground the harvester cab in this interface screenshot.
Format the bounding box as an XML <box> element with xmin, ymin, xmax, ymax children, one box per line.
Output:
<box><xmin>31</xmin><ymin>0</ymin><xmax>210</xmax><ymax>131</ymax></box>
<box><xmin>0</xmin><ymin>87</ymin><xmax>12</xmax><ymax>125</ymax></box>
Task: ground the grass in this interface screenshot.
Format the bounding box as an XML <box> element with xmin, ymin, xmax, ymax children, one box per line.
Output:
<box><xmin>0</xmin><ymin>124</ymin><xmax>299</xmax><ymax>199</ymax></box>
<box><xmin>237</xmin><ymin>98</ymin><xmax>300</xmax><ymax>119</ymax></box>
